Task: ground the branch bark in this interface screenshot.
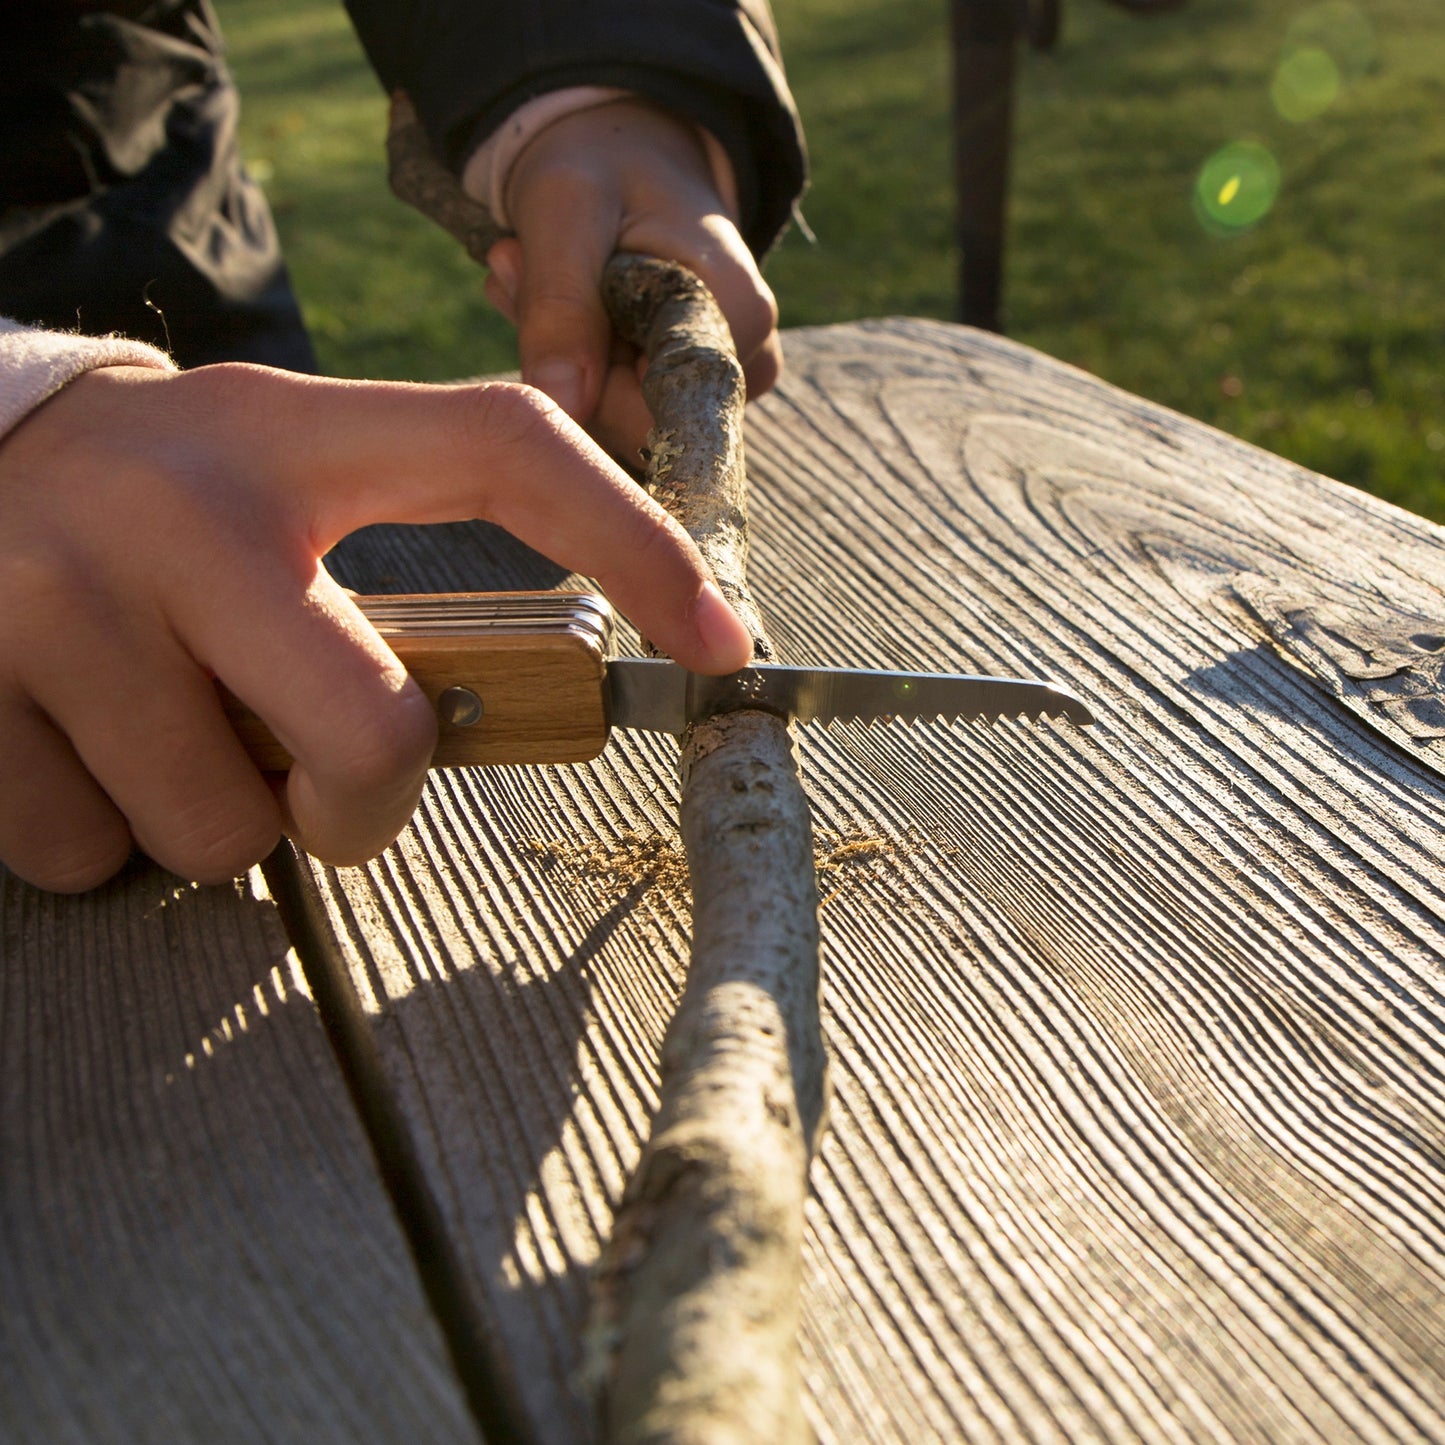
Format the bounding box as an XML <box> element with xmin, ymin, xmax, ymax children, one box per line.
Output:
<box><xmin>381</xmin><ymin>108</ymin><xmax>828</xmax><ymax>1435</ymax></box>
<box><xmin>385</xmin><ymin>92</ymin><xmax>503</xmax><ymax>265</ymax></box>
<box><xmin>587</xmin><ymin>254</ymin><xmax>828</xmax><ymax>1444</ymax></box>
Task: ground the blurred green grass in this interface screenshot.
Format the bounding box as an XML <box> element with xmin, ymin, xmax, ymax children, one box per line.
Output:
<box><xmin>224</xmin><ymin>0</ymin><xmax>1445</xmax><ymax>518</ymax></box>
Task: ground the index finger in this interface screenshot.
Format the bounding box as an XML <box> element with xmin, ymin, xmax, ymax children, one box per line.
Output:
<box><xmin>228</xmin><ymin>368</ymin><xmax>753</xmax><ymax>673</ymax></box>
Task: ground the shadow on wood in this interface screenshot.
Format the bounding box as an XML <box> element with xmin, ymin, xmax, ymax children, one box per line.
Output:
<box><xmin>0</xmin><ymin>858</ymin><xmax>477</xmax><ymax>1442</ymax></box>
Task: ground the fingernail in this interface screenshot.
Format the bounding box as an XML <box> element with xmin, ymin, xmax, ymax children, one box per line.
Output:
<box><xmin>694</xmin><ymin>582</ymin><xmax>753</xmax><ymax>673</ymax></box>
<box><xmin>528</xmin><ymin>360</ymin><xmax>585</xmax><ymax>420</ymax></box>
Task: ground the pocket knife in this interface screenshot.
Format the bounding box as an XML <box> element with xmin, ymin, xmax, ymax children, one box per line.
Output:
<box><xmin>227</xmin><ymin>591</ymin><xmax>1092</xmax><ymax>770</ymax></box>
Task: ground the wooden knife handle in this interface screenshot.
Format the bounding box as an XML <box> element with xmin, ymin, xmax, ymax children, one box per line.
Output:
<box><xmin>222</xmin><ymin>592</ymin><xmax>612</xmax><ymax>770</ymax></box>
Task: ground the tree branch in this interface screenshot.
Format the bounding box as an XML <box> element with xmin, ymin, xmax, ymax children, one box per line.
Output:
<box><xmin>587</xmin><ymin>254</ymin><xmax>828</xmax><ymax>1444</ymax></box>
<box><xmin>380</xmin><ymin>107</ymin><xmax>828</xmax><ymax>1432</ymax></box>
<box><xmin>385</xmin><ymin>92</ymin><xmax>503</xmax><ymax>265</ymax></box>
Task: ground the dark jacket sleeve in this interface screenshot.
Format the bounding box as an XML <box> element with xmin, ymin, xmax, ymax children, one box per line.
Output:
<box><xmin>340</xmin><ymin>0</ymin><xmax>807</xmax><ymax>259</ymax></box>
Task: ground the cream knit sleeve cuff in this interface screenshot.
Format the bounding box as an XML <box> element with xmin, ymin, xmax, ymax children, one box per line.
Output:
<box><xmin>0</xmin><ymin>318</ymin><xmax>176</xmax><ymax>445</ymax></box>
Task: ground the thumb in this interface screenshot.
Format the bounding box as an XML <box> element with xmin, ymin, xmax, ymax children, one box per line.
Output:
<box><xmin>502</xmin><ymin>165</ymin><xmax>624</xmax><ymax>425</ymax></box>
<box><xmin>511</xmin><ymin>219</ymin><xmax>616</xmax><ymax>425</ymax></box>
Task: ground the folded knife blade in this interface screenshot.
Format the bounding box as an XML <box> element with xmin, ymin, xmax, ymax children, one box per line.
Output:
<box><xmin>226</xmin><ymin>591</ymin><xmax>1092</xmax><ymax>770</ymax></box>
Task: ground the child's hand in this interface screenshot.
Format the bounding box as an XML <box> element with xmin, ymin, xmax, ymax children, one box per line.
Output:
<box><xmin>0</xmin><ymin>362</ymin><xmax>750</xmax><ymax>892</ymax></box>
<box><xmin>482</xmin><ymin>97</ymin><xmax>782</xmax><ymax>462</ymax></box>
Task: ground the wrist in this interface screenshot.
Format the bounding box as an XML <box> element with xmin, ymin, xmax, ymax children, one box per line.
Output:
<box><xmin>0</xmin><ymin>319</ymin><xmax>175</xmax><ymax>446</ymax></box>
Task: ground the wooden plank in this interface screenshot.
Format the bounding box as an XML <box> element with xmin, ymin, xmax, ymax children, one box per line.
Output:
<box><xmin>292</xmin><ymin>319</ymin><xmax>1445</xmax><ymax>1441</ymax></box>
<box><xmin>0</xmin><ymin>860</ymin><xmax>477</xmax><ymax>1443</ymax></box>
<box><xmin>273</xmin><ymin>727</ymin><xmax>691</xmax><ymax>1443</ymax></box>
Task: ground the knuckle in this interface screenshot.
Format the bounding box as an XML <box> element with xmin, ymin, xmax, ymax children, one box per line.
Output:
<box><xmin>475</xmin><ymin>378</ymin><xmax>558</xmax><ymax>433</ymax></box>
<box><xmin>0</xmin><ymin>548</ymin><xmax>84</xmax><ymax>642</ymax></box>
<box><xmin>142</xmin><ymin>796</ymin><xmax>281</xmax><ymax>886</ymax></box>
<box><xmin>323</xmin><ymin>688</ymin><xmax>437</xmax><ymax>797</ymax></box>
<box><xmin>733</xmin><ymin>283</ymin><xmax>780</xmax><ymax>348</ymax></box>
<box><xmin>743</xmin><ymin>342</ymin><xmax>783</xmax><ymax>399</ymax></box>
<box><xmin>456</xmin><ymin>381</ymin><xmax>569</xmax><ymax>462</ymax></box>
<box><xmin>521</xmin><ymin>270</ymin><xmax>599</xmax><ymax>315</ymax></box>
<box><xmin>12</xmin><ymin>831</ymin><xmax>132</xmax><ymax>894</ymax></box>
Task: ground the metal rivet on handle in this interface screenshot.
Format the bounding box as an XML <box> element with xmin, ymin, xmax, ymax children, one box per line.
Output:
<box><xmin>438</xmin><ymin>686</ymin><xmax>484</xmax><ymax>727</ymax></box>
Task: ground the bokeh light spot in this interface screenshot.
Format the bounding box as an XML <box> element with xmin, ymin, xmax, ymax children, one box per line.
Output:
<box><xmin>1272</xmin><ymin>45</ymin><xmax>1342</xmax><ymax>122</ymax></box>
<box><xmin>1285</xmin><ymin>1</ymin><xmax>1377</xmax><ymax>81</ymax></box>
<box><xmin>1195</xmin><ymin>142</ymin><xmax>1280</xmax><ymax>235</ymax></box>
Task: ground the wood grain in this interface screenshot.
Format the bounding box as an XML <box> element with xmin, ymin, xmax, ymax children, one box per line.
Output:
<box><xmin>288</xmin><ymin>319</ymin><xmax>1445</xmax><ymax>1442</ymax></box>
<box><xmin>0</xmin><ymin>860</ymin><xmax>476</xmax><ymax>1444</ymax></box>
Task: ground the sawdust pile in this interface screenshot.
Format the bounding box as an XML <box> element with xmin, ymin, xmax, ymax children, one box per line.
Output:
<box><xmin>522</xmin><ymin>830</ymin><xmax>691</xmax><ymax>903</ymax></box>
<box><xmin>520</xmin><ymin>824</ymin><xmax>921</xmax><ymax>908</ymax></box>
<box><xmin>814</xmin><ymin>826</ymin><xmax>923</xmax><ymax>907</ymax></box>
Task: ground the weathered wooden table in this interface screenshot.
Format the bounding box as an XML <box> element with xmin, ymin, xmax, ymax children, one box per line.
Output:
<box><xmin>6</xmin><ymin>320</ymin><xmax>1445</xmax><ymax>1443</ymax></box>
